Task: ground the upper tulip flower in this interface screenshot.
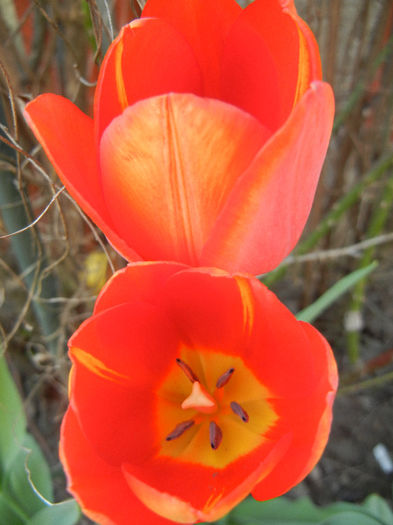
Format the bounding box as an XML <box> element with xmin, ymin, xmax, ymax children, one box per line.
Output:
<box><xmin>25</xmin><ymin>0</ymin><xmax>334</xmax><ymax>274</ymax></box>
<box><xmin>60</xmin><ymin>262</ymin><xmax>337</xmax><ymax>524</ymax></box>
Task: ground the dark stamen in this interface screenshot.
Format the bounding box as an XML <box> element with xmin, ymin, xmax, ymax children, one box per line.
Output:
<box><xmin>176</xmin><ymin>358</ymin><xmax>199</xmax><ymax>383</ymax></box>
<box><xmin>165</xmin><ymin>420</ymin><xmax>195</xmax><ymax>441</ymax></box>
<box><xmin>209</xmin><ymin>421</ymin><xmax>223</xmax><ymax>450</ymax></box>
<box><xmin>216</xmin><ymin>368</ymin><xmax>235</xmax><ymax>388</ymax></box>
<box><xmin>230</xmin><ymin>401</ymin><xmax>249</xmax><ymax>422</ymax></box>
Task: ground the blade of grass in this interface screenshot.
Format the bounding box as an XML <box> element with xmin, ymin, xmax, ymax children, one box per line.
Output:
<box><xmin>296</xmin><ymin>261</ymin><xmax>378</xmax><ymax>323</ymax></box>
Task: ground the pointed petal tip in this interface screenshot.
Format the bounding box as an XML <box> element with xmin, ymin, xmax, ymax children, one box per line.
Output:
<box><xmin>310</xmin><ymin>79</ymin><xmax>335</xmax><ymax>102</ymax></box>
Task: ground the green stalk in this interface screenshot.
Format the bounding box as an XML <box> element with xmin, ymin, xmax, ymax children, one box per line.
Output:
<box><xmin>333</xmin><ymin>33</ymin><xmax>393</xmax><ymax>133</ymax></box>
<box><xmin>346</xmin><ymin>169</ymin><xmax>393</xmax><ymax>364</ymax></box>
<box><xmin>339</xmin><ymin>370</ymin><xmax>393</xmax><ymax>396</ymax></box>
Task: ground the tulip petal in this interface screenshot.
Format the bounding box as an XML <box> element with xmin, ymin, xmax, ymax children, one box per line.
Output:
<box><xmin>161</xmin><ymin>267</ymin><xmax>258</xmax><ymax>354</ymax></box>
<box><xmin>162</xmin><ymin>268</ymin><xmax>322</xmax><ymax>397</ymax></box>
<box><xmin>100</xmin><ymin>93</ymin><xmax>270</xmax><ymax>266</ymax></box>
<box><xmin>68</xmin><ymin>302</ymin><xmax>179</xmax><ymax>465</ymax></box>
<box><xmin>94</xmin><ymin>261</ymin><xmax>188</xmax><ymax>314</ymax></box>
<box><xmin>252</xmin><ymin>322</ymin><xmax>337</xmax><ymax>500</ymax></box>
<box><xmin>201</xmin><ymin>81</ymin><xmax>334</xmax><ymax>274</ymax></box>
<box><xmin>24</xmin><ymin>94</ymin><xmax>140</xmax><ymax>261</ymax></box>
<box><xmin>142</xmin><ymin>0</ymin><xmax>241</xmax><ymax>97</ymax></box>
<box><xmin>94</xmin><ymin>17</ymin><xmax>203</xmax><ymax>140</ymax></box>
<box><xmin>123</xmin><ymin>432</ymin><xmax>290</xmax><ymax>522</ymax></box>
<box><xmin>221</xmin><ymin>0</ymin><xmax>322</xmax><ymax>129</ymax></box>
<box><xmin>60</xmin><ymin>407</ymin><xmax>178</xmax><ymax>525</ymax></box>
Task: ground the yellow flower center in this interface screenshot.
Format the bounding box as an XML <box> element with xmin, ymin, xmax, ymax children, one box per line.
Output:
<box><xmin>156</xmin><ymin>347</ymin><xmax>278</xmax><ymax>468</ymax></box>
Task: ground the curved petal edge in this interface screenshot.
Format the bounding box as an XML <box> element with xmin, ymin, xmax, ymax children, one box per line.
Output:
<box><xmin>201</xmin><ymin>81</ymin><xmax>335</xmax><ymax>274</ymax></box>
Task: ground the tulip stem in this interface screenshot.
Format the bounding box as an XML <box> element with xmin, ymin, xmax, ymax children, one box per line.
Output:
<box><xmin>346</xmin><ymin>168</ymin><xmax>393</xmax><ymax>364</ymax></box>
<box><xmin>338</xmin><ymin>370</ymin><xmax>393</xmax><ymax>396</ymax></box>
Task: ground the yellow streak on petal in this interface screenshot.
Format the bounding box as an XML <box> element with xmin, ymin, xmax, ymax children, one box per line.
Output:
<box><xmin>292</xmin><ymin>24</ymin><xmax>310</xmax><ymax>106</ymax></box>
<box><xmin>71</xmin><ymin>347</ymin><xmax>129</xmax><ymax>386</ymax></box>
<box><xmin>284</xmin><ymin>2</ymin><xmax>322</xmax><ymax>108</ymax></box>
<box><xmin>164</xmin><ymin>96</ymin><xmax>199</xmax><ymax>264</ymax></box>
<box><xmin>67</xmin><ymin>365</ymin><xmax>75</xmax><ymax>398</ymax></box>
<box><xmin>234</xmin><ymin>276</ymin><xmax>255</xmax><ymax>339</ymax></box>
<box><xmin>124</xmin><ymin>471</ymin><xmax>197</xmax><ymax>523</ymax></box>
<box><xmin>115</xmin><ymin>39</ymin><xmax>129</xmax><ymax>110</ymax></box>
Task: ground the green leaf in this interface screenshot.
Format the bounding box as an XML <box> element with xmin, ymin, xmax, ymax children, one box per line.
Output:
<box><xmin>363</xmin><ymin>494</ymin><xmax>393</xmax><ymax>524</ymax></box>
<box><xmin>27</xmin><ymin>499</ymin><xmax>81</xmax><ymax>525</ymax></box>
<box><xmin>2</xmin><ymin>433</ymin><xmax>53</xmax><ymax>516</ymax></box>
<box><xmin>0</xmin><ymin>355</ymin><xmax>55</xmax><ymax>520</ymax></box>
<box><xmin>0</xmin><ymin>356</ymin><xmax>26</xmax><ymax>478</ymax></box>
<box><xmin>204</xmin><ymin>495</ymin><xmax>393</xmax><ymax>525</ymax></box>
<box><xmin>226</xmin><ymin>497</ymin><xmax>355</xmax><ymax>524</ymax></box>
<box><xmin>296</xmin><ymin>261</ymin><xmax>378</xmax><ymax>323</ymax></box>
<box><xmin>319</xmin><ymin>510</ymin><xmax>387</xmax><ymax>525</ymax></box>
<box><xmin>0</xmin><ymin>493</ymin><xmax>27</xmax><ymax>525</ymax></box>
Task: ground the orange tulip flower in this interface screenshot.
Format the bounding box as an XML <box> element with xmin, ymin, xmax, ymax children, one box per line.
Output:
<box><xmin>25</xmin><ymin>0</ymin><xmax>334</xmax><ymax>274</ymax></box>
<box><xmin>24</xmin><ymin>0</ymin><xmax>334</xmax><ymax>275</ymax></box>
<box><xmin>60</xmin><ymin>262</ymin><xmax>337</xmax><ymax>524</ymax></box>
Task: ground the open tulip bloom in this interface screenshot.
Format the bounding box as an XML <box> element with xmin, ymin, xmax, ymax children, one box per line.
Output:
<box><xmin>25</xmin><ymin>0</ymin><xmax>334</xmax><ymax>275</ymax></box>
<box><xmin>61</xmin><ymin>262</ymin><xmax>338</xmax><ymax>524</ymax></box>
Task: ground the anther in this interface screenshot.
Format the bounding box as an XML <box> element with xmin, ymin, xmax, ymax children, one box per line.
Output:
<box><xmin>165</xmin><ymin>420</ymin><xmax>194</xmax><ymax>441</ymax></box>
<box><xmin>216</xmin><ymin>368</ymin><xmax>235</xmax><ymax>388</ymax></box>
<box><xmin>230</xmin><ymin>401</ymin><xmax>249</xmax><ymax>422</ymax></box>
<box><xmin>209</xmin><ymin>421</ymin><xmax>223</xmax><ymax>450</ymax></box>
<box><xmin>176</xmin><ymin>358</ymin><xmax>199</xmax><ymax>383</ymax></box>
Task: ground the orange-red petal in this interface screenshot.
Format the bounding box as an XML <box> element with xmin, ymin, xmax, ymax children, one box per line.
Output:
<box><xmin>160</xmin><ymin>267</ymin><xmax>257</xmax><ymax>355</ymax></box>
<box><xmin>252</xmin><ymin>322</ymin><xmax>337</xmax><ymax>500</ymax></box>
<box><xmin>24</xmin><ymin>94</ymin><xmax>140</xmax><ymax>262</ymax></box>
<box><xmin>100</xmin><ymin>93</ymin><xmax>270</xmax><ymax>266</ymax></box>
<box><xmin>142</xmin><ymin>0</ymin><xmax>241</xmax><ymax>97</ymax></box>
<box><xmin>94</xmin><ymin>17</ymin><xmax>203</xmax><ymax>140</ymax></box>
<box><xmin>94</xmin><ymin>261</ymin><xmax>188</xmax><ymax>315</ymax></box>
<box><xmin>201</xmin><ymin>81</ymin><xmax>334</xmax><ymax>274</ymax></box>
<box><xmin>60</xmin><ymin>407</ymin><xmax>179</xmax><ymax>525</ymax></box>
<box><xmin>68</xmin><ymin>302</ymin><xmax>179</xmax><ymax>465</ymax></box>
<box><xmin>123</xmin><ymin>432</ymin><xmax>290</xmax><ymax>522</ymax></box>
<box><xmin>161</xmin><ymin>268</ymin><xmax>324</xmax><ymax>398</ymax></box>
<box><xmin>221</xmin><ymin>0</ymin><xmax>322</xmax><ymax>130</ymax></box>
